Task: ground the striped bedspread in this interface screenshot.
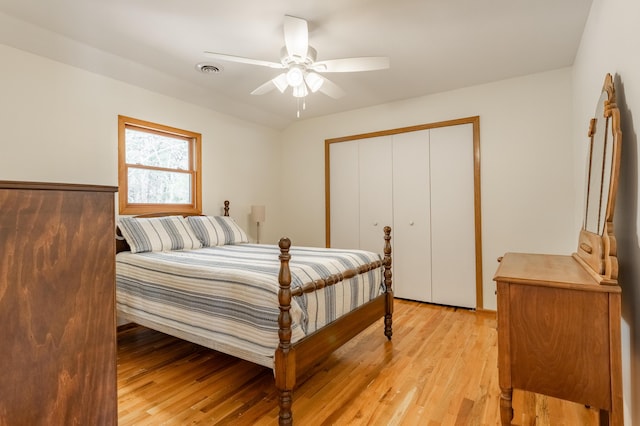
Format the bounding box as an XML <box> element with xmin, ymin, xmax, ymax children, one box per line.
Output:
<box><xmin>116</xmin><ymin>244</ymin><xmax>384</xmax><ymax>367</ymax></box>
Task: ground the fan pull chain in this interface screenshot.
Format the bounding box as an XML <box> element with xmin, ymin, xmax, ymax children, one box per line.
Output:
<box><xmin>295</xmin><ymin>94</ymin><xmax>308</xmax><ymax>118</ymax></box>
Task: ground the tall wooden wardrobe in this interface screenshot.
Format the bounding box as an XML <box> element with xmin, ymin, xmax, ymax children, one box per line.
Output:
<box><xmin>326</xmin><ymin>117</ymin><xmax>482</xmax><ymax>309</ymax></box>
<box><xmin>0</xmin><ymin>181</ymin><xmax>118</xmax><ymax>425</ymax></box>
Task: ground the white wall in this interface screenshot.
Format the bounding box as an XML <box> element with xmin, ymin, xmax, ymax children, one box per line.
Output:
<box><xmin>2</xmin><ymin>5</ymin><xmax>634</xmax><ymax>418</ymax></box>
<box><xmin>573</xmin><ymin>0</ymin><xmax>640</xmax><ymax>422</ymax></box>
<box><xmin>280</xmin><ymin>68</ymin><xmax>576</xmax><ymax>311</ymax></box>
<box><xmin>0</xmin><ymin>43</ymin><xmax>282</xmax><ymax>241</ymax></box>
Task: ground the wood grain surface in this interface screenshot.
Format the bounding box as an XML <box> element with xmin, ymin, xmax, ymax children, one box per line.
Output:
<box><xmin>117</xmin><ymin>300</ymin><xmax>599</xmax><ymax>425</ymax></box>
<box><xmin>0</xmin><ymin>185</ymin><xmax>117</xmax><ymax>425</ymax></box>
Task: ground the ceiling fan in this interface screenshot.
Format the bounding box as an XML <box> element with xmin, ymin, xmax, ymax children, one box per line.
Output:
<box><xmin>204</xmin><ymin>15</ymin><xmax>390</xmax><ymax>100</ymax></box>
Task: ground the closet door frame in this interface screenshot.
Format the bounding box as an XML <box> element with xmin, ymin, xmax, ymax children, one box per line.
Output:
<box><xmin>324</xmin><ymin>116</ymin><xmax>484</xmax><ymax>310</ymax></box>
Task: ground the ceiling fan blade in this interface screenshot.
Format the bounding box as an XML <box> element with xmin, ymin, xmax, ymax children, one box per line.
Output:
<box><xmin>250</xmin><ymin>80</ymin><xmax>277</xmax><ymax>95</ymax></box>
<box><xmin>283</xmin><ymin>15</ymin><xmax>309</xmax><ymax>59</ymax></box>
<box><xmin>250</xmin><ymin>73</ymin><xmax>288</xmax><ymax>95</ymax></box>
<box><xmin>204</xmin><ymin>51</ymin><xmax>284</xmax><ymax>69</ymax></box>
<box><xmin>312</xmin><ymin>57</ymin><xmax>390</xmax><ymax>73</ymax></box>
<box><xmin>317</xmin><ymin>76</ymin><xmax>346</xmax><ymax>99</ymax></box>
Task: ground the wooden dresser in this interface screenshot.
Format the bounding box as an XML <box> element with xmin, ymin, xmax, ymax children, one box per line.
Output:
<box><xmin>494</xmin><ymin>253</ymin><xmax>622</xmax><ymax>425</ymax></box>
<box><xmin>494</xmin><ymin>74</ymin><xmax>623</xmax><ymax>425</ymax></box>
<box><xmin>0</xmin><ymin>181</ymin><xmax>118</xmax><ymax>425</ymax></box>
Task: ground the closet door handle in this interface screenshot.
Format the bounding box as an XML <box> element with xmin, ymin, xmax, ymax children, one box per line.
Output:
<box><xmin>409</xmin><ymin>221</ymin><xmax>414</xmax><ymax>226</ymax></box>
<box><xmin>373</xmin><ymin>222</ymin><xmax>378</xmax><ymax>226</ymax></box>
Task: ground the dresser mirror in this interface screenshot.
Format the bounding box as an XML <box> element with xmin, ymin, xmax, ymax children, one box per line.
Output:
<box><xmin>584</xmin><ymin>89</ymin><xmax>610</xmax><ymax>234</ymax></box>
<box><xmin>576</xmin><ymin>73</ymin><xmax>622</xmax><ymax>282</ymax></box>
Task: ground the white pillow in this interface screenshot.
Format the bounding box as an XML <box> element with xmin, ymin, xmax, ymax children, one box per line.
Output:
<box><xmin>118</xmin><ymin>216</ymin><xmax>202</xmax><ymax>253</ymax></box>
<box><xmin>187</xmin><ymin>216</ymin><xmax>249</xmax><ymax>246</ymax></box>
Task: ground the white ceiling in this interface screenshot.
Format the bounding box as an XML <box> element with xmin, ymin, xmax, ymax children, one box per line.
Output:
<box><xmin>0</xmin><ymin>0</ymin><xmax>592</xmax><ymax>130</ymax></box>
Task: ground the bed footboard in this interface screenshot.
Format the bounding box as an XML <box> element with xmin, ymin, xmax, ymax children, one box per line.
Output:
<box><xmin>275</xmin><ymin>226</ymin><xmax>392</xmax><ymax>425</ymax></box>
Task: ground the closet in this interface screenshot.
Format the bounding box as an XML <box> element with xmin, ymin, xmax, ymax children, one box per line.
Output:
<box><xmin>326</xmin><ymin>117</ymin><xmax>481</xmax><ymax>309</ymax></box>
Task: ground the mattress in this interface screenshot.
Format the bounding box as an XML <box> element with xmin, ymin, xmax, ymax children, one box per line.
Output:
<box><xmin>116</xmin><ymin>243</ymin><xmax>384</xmax><ymax>367</ymax></box>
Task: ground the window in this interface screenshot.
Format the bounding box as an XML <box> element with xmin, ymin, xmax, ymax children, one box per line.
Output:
<box><xmin>118</xmin><ymin>115</ymin><xmax>202</xmax><ymax>215</ymax></box>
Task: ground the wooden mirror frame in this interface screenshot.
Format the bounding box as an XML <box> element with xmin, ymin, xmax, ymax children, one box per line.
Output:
<box><xmin>575</xmin><ymin>73</ymin><xmax>622</xmax><ymax>284</ymax></box>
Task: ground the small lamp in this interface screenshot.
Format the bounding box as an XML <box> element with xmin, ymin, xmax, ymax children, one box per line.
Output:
<box><xmin>251</xmin><ymin>205</ymin><xmax>266</xmax><ymax>243</ymax></box>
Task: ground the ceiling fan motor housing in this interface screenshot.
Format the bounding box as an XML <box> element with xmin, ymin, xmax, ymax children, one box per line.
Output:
<box><xmin>280</xmin><ymin>46</ymin><xmax>317</xmax><ymax>68</ymax></box>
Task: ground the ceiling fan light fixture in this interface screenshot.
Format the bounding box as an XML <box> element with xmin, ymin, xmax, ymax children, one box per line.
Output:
<box><xmin>286</xmin><ymin>66</ymin><xmax>304</xmax><ymax>87</ymax></box>
<box><xmin>292</xmin><ymin>84</ymin><xmax>308</xmax><ymax>98</ymax></box>
<box><xmin>305</xmin><ymin>72</ymin><xmax>324</xmax><ymax>93</ymax></box>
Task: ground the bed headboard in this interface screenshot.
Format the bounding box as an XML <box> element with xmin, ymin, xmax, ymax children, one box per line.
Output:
<box><xmin>115</xmin><ymin>200</ymin><xmax>230</xmax><ymax>253</ymax></box>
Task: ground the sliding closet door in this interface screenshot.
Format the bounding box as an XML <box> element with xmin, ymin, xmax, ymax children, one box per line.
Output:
<box><xmin>328</xmin><ymin>136</ymin><xmax>392</xmax><ymax>253</ymax></box>
<box><xmin>329</xmin><ymin>140</ymin><xmax>359</xmax><ymax>249</ymax></box>
<box><xmin>327</xmin><ymin>116</ymin><xmax>481</xmax><ymax>309</ymax></box>
<box><xmin>392</xmin><ymin>130</ymin><xmax>432</xmax><ymax>302</ymax></box>
<box><xmin>429</xmin><ymin>124</ymin><xmax>476</xmax><ymax>308</ymax></box>
<box><xmin>358</xmin><ymin>136</ymin><xmax>393</xmax><ymax>254</ymax></box>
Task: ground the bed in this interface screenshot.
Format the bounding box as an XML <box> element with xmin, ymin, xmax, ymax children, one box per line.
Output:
<box><xmin>115</xmin><ymin>201</ymin><xmax>393</xmax><ymax>425</ymax></box>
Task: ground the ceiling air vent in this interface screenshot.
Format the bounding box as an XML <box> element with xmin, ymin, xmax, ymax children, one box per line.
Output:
<box><xmin>195</xmin><ymin>63</ymin><xmax>223</xmax><ymax>74</ymax></box>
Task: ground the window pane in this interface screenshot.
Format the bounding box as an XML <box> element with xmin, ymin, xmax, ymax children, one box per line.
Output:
<box><xmin>125</xmin><ymin>128</ymin><xmax>190</xmax><ymax>170</ymax></box>
<box><xmin>127</xmin><ymin>168</ymin><xmax>192</xmax><ymax>204</ymax></box>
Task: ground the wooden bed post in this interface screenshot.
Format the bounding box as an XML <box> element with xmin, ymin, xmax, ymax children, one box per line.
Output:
<box><xmin>276</xmin><ymin>237</ymin><xmax>295</xmax><ymax>426</ymax></box>
<box><xmin>223</xmin><ymin>200</ymin><xmax>230</xmax><ymax>216</ymax></box>
<box><xmin>383</xmin><ymin>226</ymin><xmax>393</xmax><ymax>340</ymax></box>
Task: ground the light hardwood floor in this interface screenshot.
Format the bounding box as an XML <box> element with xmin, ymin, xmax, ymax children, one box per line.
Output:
<box><xmin>117</xmin><ymin>299</ymin><xmax>600</xmax><ymax>425</ymax></box>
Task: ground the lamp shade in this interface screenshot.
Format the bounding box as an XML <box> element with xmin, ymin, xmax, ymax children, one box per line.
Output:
<box><xmin>273</xmin><ymin>73</ymin><xmax>288</xmax><ymax>93</ymax></box>
<box><xmin>292</xmin><ymin>84</ymin><xmax>308</xmax><ymax>98</ymax></box>
<box><xmin>251</xmin><ymin>205</ymin><xmax>266</xmax><ymax>223</ymax></box>
<box><xmin>304</xmin><ymin>72</ymin><xmax>324</xmax><ymax>93</ymax></box>
<box><xmin>286</xmin><ymin>66</ymin><xmax>304</xmax><ymax>87</ymax></box>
